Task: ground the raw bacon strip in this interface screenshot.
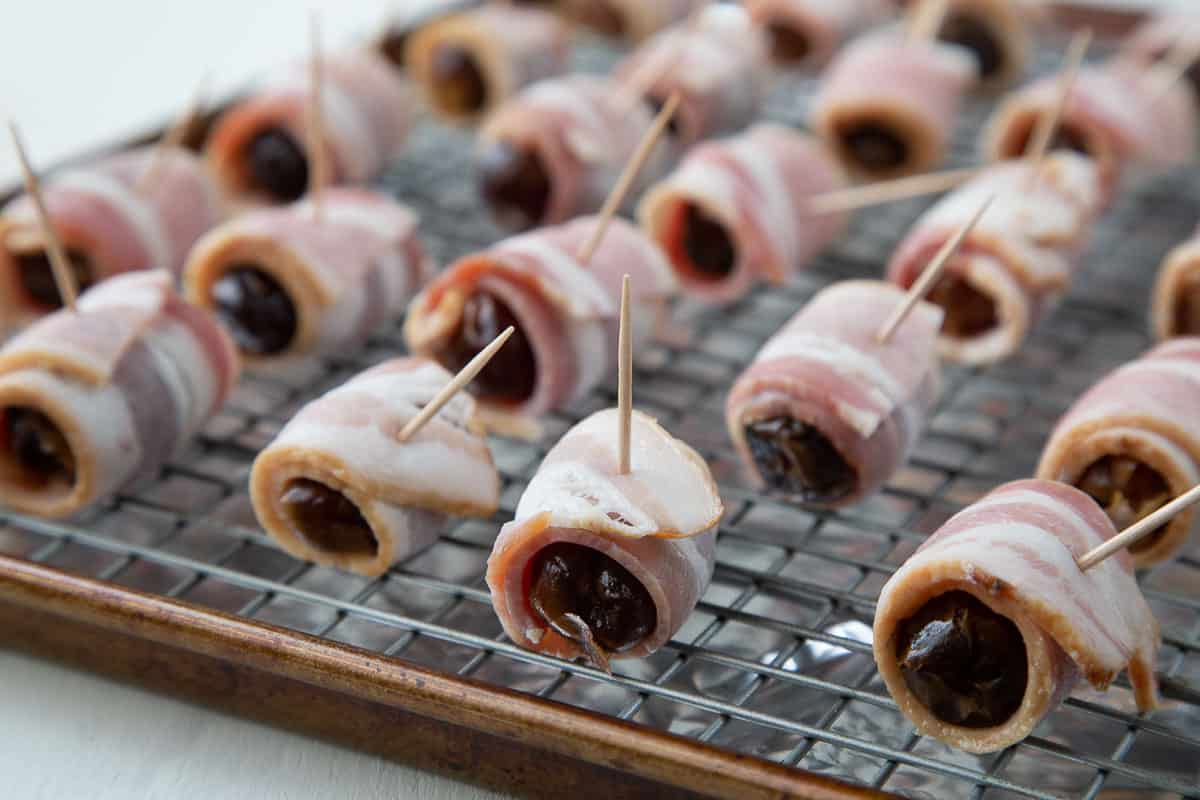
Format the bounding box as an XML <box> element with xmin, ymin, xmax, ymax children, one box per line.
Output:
<box><xmin>476</xmin><ymin>74</ymin><xmax>673</xmax><ymax>229</ymax></box>
<box><xmin>639</xmin><ymin>124</ymin><xmax>848</xmax><ymax>305</ymax></box>
<box><xmin>251</xmin><ymin>357</ymin><xmax>498</xmax><ymax>577</ymax></box>
<box><xmin>615</xmin><ymin>5</ymin><xmax>770</xmax><ymax>150</ymax></box>
<box><xmin>1037</xmin><ymin>338</ymin><xmax>1200</xmax><ymax>567</ymax></box>
<box><xmin>183</xmin><ymin>188</ymin><xmax>431</xmax><ymax>370</ymax></box>
<box><xmin>1152</xmin><ymin>225</ymin><xmax>1200</xmax><ymax>340</ymax></box>
<box><xmin>725</xmin><ymin>280</ymin><xmax>943</xmax><ymax>508</ymax></box>
<box><xmin>405</xmin><ymin>6</ymin><xmax>570</xmax><ymax>122</ymax></box>
<box><xmin>562</xmin><ymin>0</ymin><xmax>708</xmax><ymax>42</ymax></box>
<box><xmin>0</xmin><ymin>270</ymin><xmax>239</xmax><ymax>519</ymax></box>
<box><xmin>206</xmin><ymin>49</ymin><xmax>411</xmax><ymax>206</ymax></box>
<box><xmin>486</xmin><ymin>408</ymin><xmax>722</xmax><ymax>663</ymax></box>
<box><xmin>874</xmin><ymin>479</ymin><xmax>1159</xmax><ymax>754</ymax></box>
<box><xmin>0</xmin><ymin>145</ymin><xmax>223</xmax><ymax>330</ymax></box>
<box><xmin>811</xmin><ymin>30</ymin><xmax>977</xmax><ymax>179</ymax></box>
<box><xmin>886</xmin><ymin>152</ymin><xmax>1102</xmax><ymax>365</ymax></box>
<box><xmin>983</xmin><ymin>61</ymin><xmax>1197</xmax><ymax>200</ymax></box>
<box><xmin>744</xmin><ymin>0</ymin><xmax>891</xmax><ymax>68</ymax></box>
<box><xmin>1121</xmin><ymin>11</ymin><xmax>1200</xmax><ymax>98</ymax></box>
<box><xmin>404</xmin><ymin>216</ymin><xmax>676</xmax><ymax>419</ymax></box>
<box><xmin>935</xmin><ymin>0</ymin><xmax>1032</xmax><ymax>91</ymax></box>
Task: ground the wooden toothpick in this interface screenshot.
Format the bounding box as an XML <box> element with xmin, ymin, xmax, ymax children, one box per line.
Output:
<box><xmin>137</xmin><ymin>76</ymin><xmax>210</xmax><ymax>194</ymax></box>
<box><xmin>807</xmin><ymin>166</ymin><xmax>980</xmax><ymax>216</ymax></box>
<box><xmin>7</xmin><ymin>122</ymin><xmax>79</xmax><ymax>311</ymax></box>
<box><xmin>617</xmin><ymin>7</ymin><xmax>703</xmax><ymax>116</ymax></box>
<box><xmin>1077</xmin><ymin>483</ymin><xmax>1200</xmax><ymax>571</ymax></box>
<box><xmin>576</xmin><ymin>92</ymin><xmax>681</xmax><ymax>267</ymax></box>
<box><xmin>1024</xmin><ymin>29</ymin><xmax>1092</xmax><ymax>187</ymax></box>
<box><xmin>306</xmin><ymin>12</ymin><xmax>329</xmax><ymax>220</ymax></box>
<box><xmin>876</xmin><ymin>192</ymin><xmax>996</xmax><ymax>344</ymax></box>
<box><xmin>397</xmin><ymin>326</ymin><xmax>515</xmax><ymax>442</ymax></box>
<box><xmin>617</xmin><ymin>275</ymin><xmax>633</xmax><ymax>476</ymax></box>
<box><xmin>907</xmin><ymin>0</ymin><xmax>949</xmax><ymax>43</ymax></box>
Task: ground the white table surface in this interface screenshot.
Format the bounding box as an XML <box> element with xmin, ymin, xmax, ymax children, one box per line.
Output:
<box><xmin>0</xmin><ymin>1</ymin><xmax>1190</xmax><ymax>799</ymax></box>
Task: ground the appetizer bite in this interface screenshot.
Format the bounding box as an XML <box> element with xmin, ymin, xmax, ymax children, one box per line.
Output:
<box><xmin>874</xmin><ymin>480</ymin><xmax>1159</xmax><ymax>753</ymax></box>
<box><xmin>561</xmin><ymin>0</ymin><xmax>707</xmax><ymax>42</ymax></box>
<box><xmin>726</xmin><ymin>280</ymin><xmax>942</xmax><ymax>508</ymax></box>
<box><xmin>184</xmin><ymin>188</ymin><xmax>430</xmax><ymax>370</ymax></box>
<box><xmin>1152</xmin><ymin>225</ymin><xmax>1200</xmax><ymax>340</ymax></box>
<box><xmin>0</xmin><ymin>270</ymin><xmax>239</xmax><ymax>518</ymax></box>
<box><xmin>811</xmin><ymin>29</ymin><xmax>977</xmax><ymax>179</ymax></box>
<box><xmin>983</xmin><ymin>61</ymin><xmax>1196</xmax><ymax>199</ymax></box>
<box><xmin>487</xmin><ymin>408</ymin><xmax>722</xmax><ymax>668</ymax></box>
<box><xmin>206</xmin><ymin>49</ymin><xmax>411</xmax><ymax>206</ymax></box>
<box><xmin>639</xmin><ymin>124</ymin><xmax>848</xmax><ymax>305</ymax></box>
<box><xmin>475</xmin><ymin>75</ymin><xmax>673</xmax><ymax>230</ymax></box>
<box><xmin>0</xmin><ymin>145</ymin><xmax>222</xmax><ymax>330</ymax></box>
<box><xmin>887</xmin><ymin>151</ymin><xmax>1102</xmax><ymax>365</ymax></box>
<box><xmin>405</xmin><ymin>5</ymin><xmax>570</xmax><ymax>123</ymax></box>
<box><xmin>251</xmin><ymin>357</ymin><xmax>499</xmax><ymax>577</ymax></box>
<box><xmin>615</xmin><ymin>4</ymin><xmax>770</xmax><ymax>151</ymax></box>
<box><xmin>1038</xmin><ymin>338</ymin><xmax>1200</xmax><ymax>567</ymax></box>
<box><xmin>933</xmin><ymin>0</ymin><xmax>1031</xmax><ymax>92</ymax></box>
<box><xmin>744</xmin><ymin>0</ymin><xmax>891</xmax><ymax>68</ymax></box>
<box><xmin>404</xmin><ymin>216</ymin><xmax>675</xmax><ymax>420</ymax></box>
<box><xmin>1121</xmin><ymin>10</ymin><xmax>1200</xmax><ymax>98</ymax></box>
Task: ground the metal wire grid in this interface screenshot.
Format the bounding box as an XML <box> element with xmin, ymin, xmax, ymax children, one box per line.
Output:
<box><xmin>3</xmin><ymin>34</ymin><xmax>1200</xmax><ymax>800</ymax></box>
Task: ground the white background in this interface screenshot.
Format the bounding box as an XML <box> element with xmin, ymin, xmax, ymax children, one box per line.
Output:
<box><xmin>0</xmin><ymin>1</ymin><xmax>1189</xmax><ymax>798</ymax></box>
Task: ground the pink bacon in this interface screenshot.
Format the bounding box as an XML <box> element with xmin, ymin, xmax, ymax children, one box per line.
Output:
<box><xmin>0</xmin><ymin>270</ymin><xmax>239</xmax><ymax>518</ymax></box>
<box><xmin>874</xmin><ymin>479</ymin><xmax>1159</xmax><ymax>754</ymax></box>
<box><xmin>744</xmin><ymin>0</ymin><xmax>891</xmax><ymax>67</ymax></box>
<box><xmin>1037</xmin><ymin>338</ymin><xmax>1200</xmax><ymax>566</ymax></box>
<box><xmin>0</xmin><ymin>145</ymin><xmax>222</xmax><ymax>330</ymax></box>
<box><xmin>615</xmin><ymin>4</ymin><xmax>771</xmax><ymax>151</ymax></box>
<box><xmin>404</xmin><ymin>216</ymin><xmax>676</xmax><ymax>419</ymax></box>
<box><xmin>639</xmin><ymin>123</ymin><xmax>849</xmax><ymax>304</ymax></box>
<box><xmin>184</xmin><ymin>187</ymin><xmax>430</xmax><ymax>369</ymax></box>
<box><xmin>726</xmin><ymin>280</ymin><xmax>943</xmax><ymax>508</ymax></box>
<box><xmin>206</xmin><ymin>49</ymin><xmax>411</xmax><ymax>206</ymax></box>
<box><xmin>251</xmin><ymin>356</ymin><xmax>498</xmax><ymax>577</ymax></box>
<box><xmin>486</xmin><ymin>408</ymin><xmax>722</xmax><ymax>662</ymax></box>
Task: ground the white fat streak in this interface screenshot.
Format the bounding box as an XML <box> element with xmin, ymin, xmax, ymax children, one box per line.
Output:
<box><xmin>48</xmin><ymin>170</ymin><xmax>172</xmax><ymax>269</ymax></box>
<box><xmin>1120</xmin><ymin>358</ymin><xmax>1200</xmax><ymax>387</ymax></box>
<box><xmin>726</xmin><ymin>136</ymin><xmax>798</xmax><ymax>260</ymax></box>
<box><xmin>755</xmin><ymin>331</ymin><xmax>906</xmax><ymax>403</ymax></box>
<box><xmin>361</xmin><ymin>499</ymin><xmax>445</xmax><ymax>563</ymax></box>
<box><xmin>299</xmin><ymin>197</ymin><xmax>416</xmax><ymax>242</ymax></box>
<box><xmin>347</xmin><ymin>367</ymin><xmax>476</xmax><ymax>429</ymax></box>
<box><xmin>515</xmin><ymin>460</ymin><xmax>659</xmax><ymax>537</ymax></box>
<box><xmin>970</xmin><ymin>489</ymin><xmax>1101</xmax><ymax>548</ymax></box>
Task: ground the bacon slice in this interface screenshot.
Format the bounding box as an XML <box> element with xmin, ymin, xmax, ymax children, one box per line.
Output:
<box><xmin>874</xmin><ymin>479</ymin><xmax>1160</xmax><ymax>754</ymax></box>
<box><xmin>1121</xmin><ymin>11</ymin><xmax>1200</xmax><ymax>96</ymax></box>
<box><xmin>251</xmin><ymin>357</ymin><xmax>498</xmax><ymax>577</ymax></box>
<box><xmin>477</xmin><ymin>74</ymin><xmax>673</xmax><ymax>228</ymax></box>
<box><xmin>487</xmin><ymin>408</ymin><xmax>722</xmax><ymax>662</ymax></box>
<box><xmin>744</xmin><ymin>0</ymin><xmax>891</xmax><ymax>67</ymax></box>
<box><xmin>983</xmin><ymin>61</ymin><xmax>1197</xmax><ymax>201</ymax></box>
<box><xmin>886</xmin><ymin>152</ymin><xmax>1102</xmax><ymax>365</ymax></box>
<box><xmin>615</xmin><ymin>5</ymin><xmax>770</xmax><ymax>150</ymax></box>
<box><xmin>405</xmin><ymin>5</ymin><xmax>569</xmax><ymax>122</ymax></box>
<box><xmin>562</xmin><ymin>0</ymin><xmax>708</xmax><ymax>42</ymax></box>
<box><xmin>639</xmin><ymin>124</ymin><xmax>848</xmax><ymax>304</ymax></box>
<box><xmin>0</xmin><ymin>145</ymin><xmax>223</xmax><ymax>330</ymax></box>
<box><xmin>811</xmin><ymin>30</ymin><xmax>977</xmax><ymax>179</ymax></box>
<box><xmin>936</xmin><ymin>0</ymin><xmax>1032</xmax><ymax>91</ymax></box>
<box><xmin>1037</xmin><ymin>338</ymin><xmax>1200</xmax><ymax>566</ymax></box>
<box><xmin>206</xmin><ymin>49</ymin><xmax>411</xmax><ymax>206</ymax></box>
<box><xmin>1151</xmin><ymin>225</ymin><xmax>1200</xmax><ymax>341</ymax></box>
<box><xmin>404</xmin><ymin>216</ymin><xmax>676</xmax><ymax>419</ymax></box>
<box><xmin>0</xmin><ymin>270</ymin><xmax>239</xmax><ymax>518</ymax></box>
<box><xmin>726</xmin><ymin>280</ymin><xmax>943</xmax><ymax>508</ymax></box>
<box><xmin>183</xmin><ymin>187</ymin><xmax>431</xmax><ymax>370</ymax></box>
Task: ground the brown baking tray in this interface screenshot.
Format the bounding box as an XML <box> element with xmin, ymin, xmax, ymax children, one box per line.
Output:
<box><xmin>4</xmin><ymin>6</ymin><xmax>1200</xmax><ymax>800</ymax></box>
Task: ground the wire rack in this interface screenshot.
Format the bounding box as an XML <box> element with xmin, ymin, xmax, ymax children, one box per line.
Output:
<box><xmin>3</xmin><ymin>29</ymin><xmax>1200</xmax><ymax>800</ymax></box>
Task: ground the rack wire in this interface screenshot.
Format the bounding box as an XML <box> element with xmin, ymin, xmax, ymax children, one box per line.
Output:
<box><xmin>3</xmin><ymin>31</ymin><xmax>1200</xmax><ymax>800</ymax></box>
